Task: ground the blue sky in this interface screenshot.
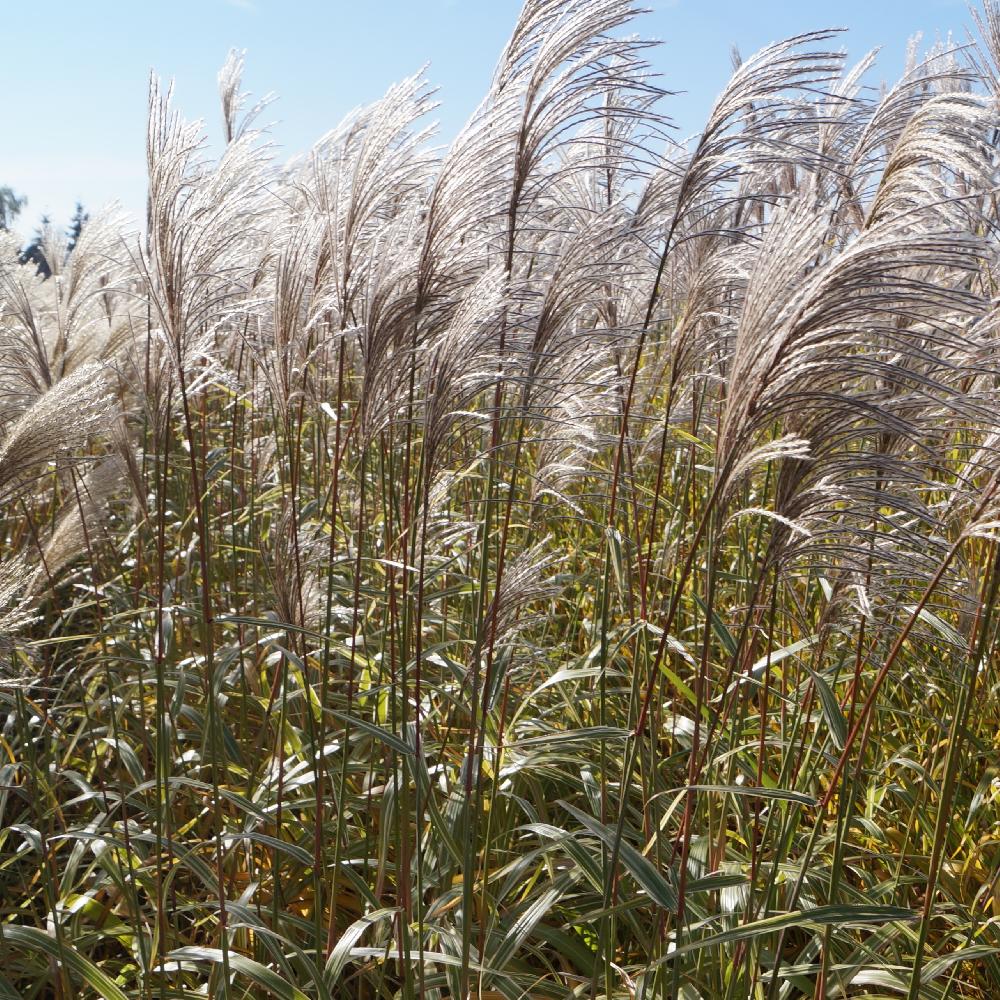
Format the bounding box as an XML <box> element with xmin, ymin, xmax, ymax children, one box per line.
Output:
<box><xmin>2</xmin><ymin>0</ymin><xmax>972</xmax><ymax>235</ymax></box>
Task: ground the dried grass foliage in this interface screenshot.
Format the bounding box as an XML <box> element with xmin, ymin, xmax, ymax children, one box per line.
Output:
<box><xmin>3</xmin><ymin>2</ymin><xmax>1000</xmax><ymax>998</ymax></box>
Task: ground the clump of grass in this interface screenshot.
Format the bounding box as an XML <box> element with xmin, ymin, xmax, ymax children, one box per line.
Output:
<box><xmin>2</xmin><ymin>2</ymin><xmax>1000</xmax><ymax>998</ymax></box>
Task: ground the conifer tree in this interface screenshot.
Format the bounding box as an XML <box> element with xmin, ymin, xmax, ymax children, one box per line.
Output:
<box><xmin>66</xmin><ymin>201</ymin><xmax>89</xmax><ymax>253</ymax></box>
<box><xmin>0</xmin><ymin>186</ymin><xmax>26</xmax><ymax>230</ymax></box>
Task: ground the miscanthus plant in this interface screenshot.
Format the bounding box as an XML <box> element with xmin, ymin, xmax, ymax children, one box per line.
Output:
<box><xmin>3</xmin><ymin>2</ymin><xmax>1000</xmax><ymax>997</ymax></box>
